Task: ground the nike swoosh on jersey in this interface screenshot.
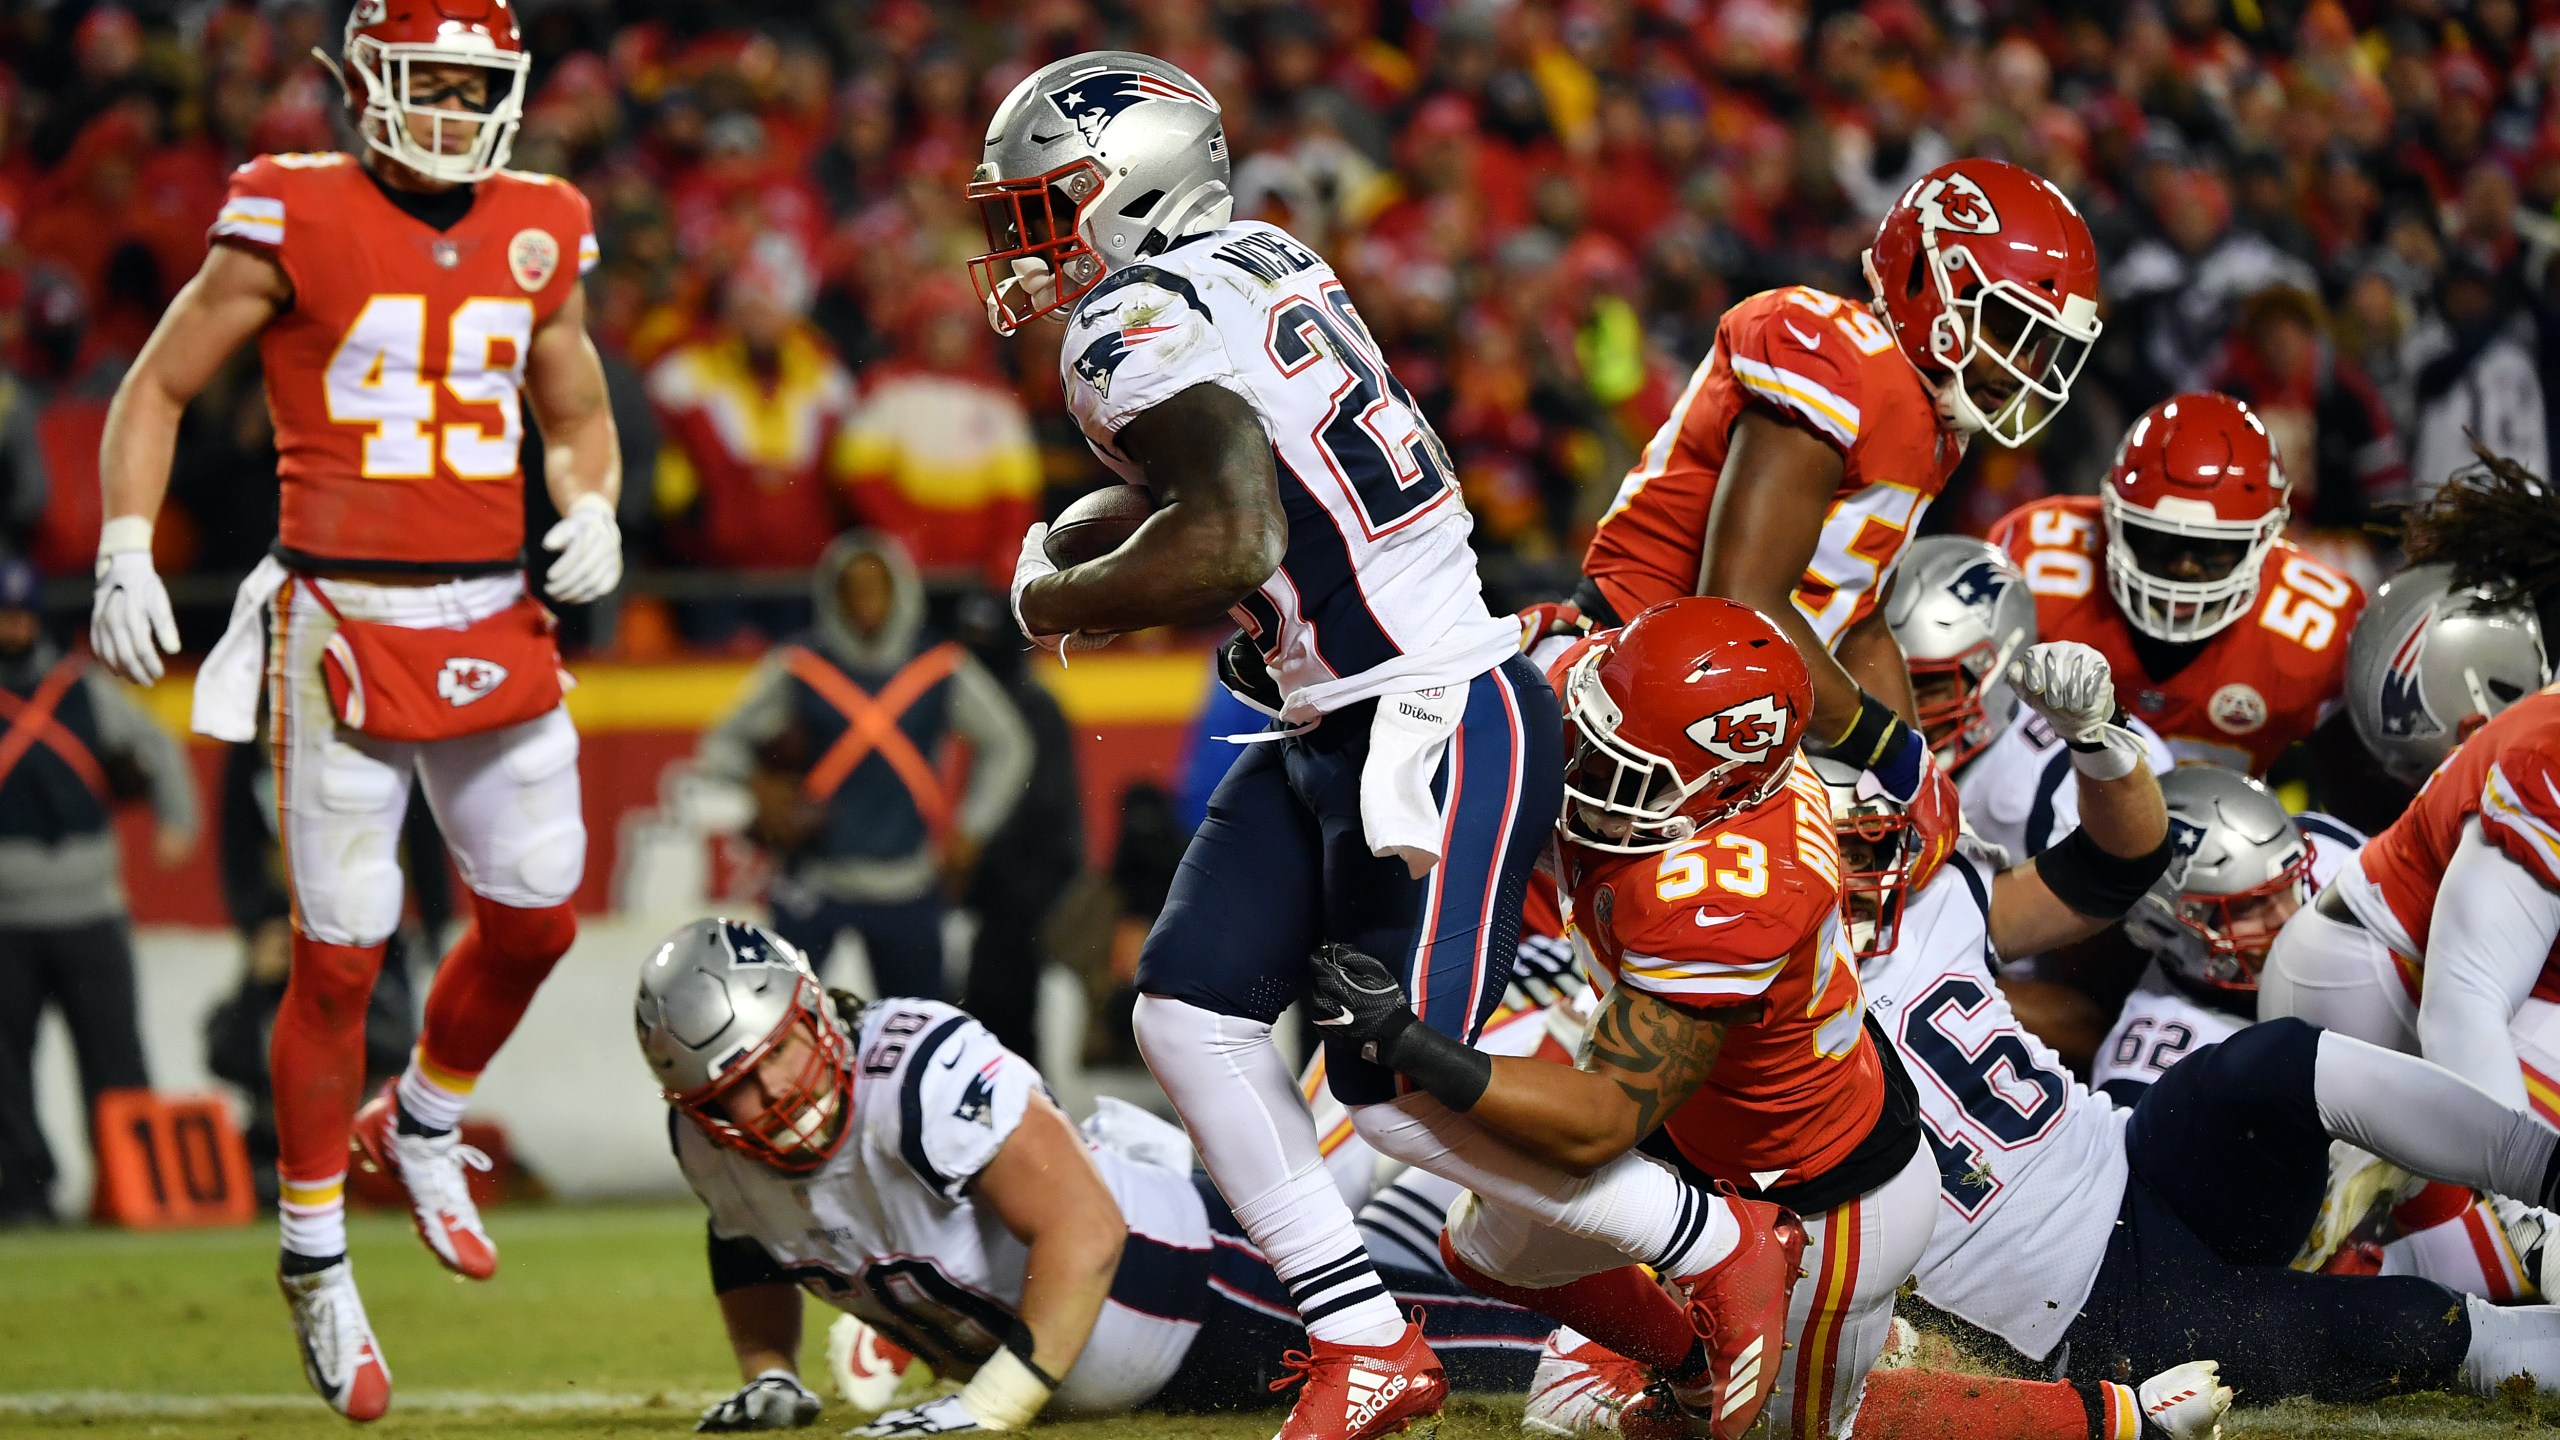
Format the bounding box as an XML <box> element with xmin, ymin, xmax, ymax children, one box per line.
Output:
<box><xmin>1694</xmin><ymin>912</ymin><xmax>1745</xmax><ymax>928</ymax></box>
<box><xmin>1783</xmin><ymin>320</ymin><xmax>1822</xmax><ymax>349</ymax></box>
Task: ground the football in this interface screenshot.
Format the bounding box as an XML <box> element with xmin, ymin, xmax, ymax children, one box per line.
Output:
<box><xmin>1044</xmin><ymin>484</ymin><xmax>1156</xmax><ymax>567</ymax></box>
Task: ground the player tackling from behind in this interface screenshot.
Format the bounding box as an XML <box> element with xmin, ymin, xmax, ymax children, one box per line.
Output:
<box><xmin>89</xmin><ymin>1</ymin><xmax>618</xmax><ymax>1418</ymax></box>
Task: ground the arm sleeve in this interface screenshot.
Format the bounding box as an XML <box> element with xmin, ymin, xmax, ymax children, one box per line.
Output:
<box><xmin>1059</xmin><ymin>271</ymin><xmax>1248</xmax><ymax>444</ymax></box>
<box><xmin>945</xmin><ymin>657</ymin><xmax>1033</xmax><ymax>845</ymax></box>
<box><xmin>892</xmin><ymin>1011</ymin><xmax>1036</xmax><ymax>1201</ymax></box>
<box><xmin>1720</xmin><ymin>293</ymin><xmax>1868</xmax><ymax>454</ymax></box>
<box><xmin>87</xmin><ymin>674</ymin><xmax>200</xmax><ymax>838</ymax></box>
<box><xmin>208</xmin><ymin>158</ymin><xmax>286</xmax><ymax>255</ymax></box>
<box><xmin>2416</xmin><ymin>818</ymin><xmax>2560</xmax><ymax>1110</ymax></box>
<box><xmin>695</xmin><ymin>656</ymin><xmax>797</xmax><ymax>783</ymax></box>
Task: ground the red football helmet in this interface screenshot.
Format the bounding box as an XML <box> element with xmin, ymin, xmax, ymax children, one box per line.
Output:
<box><xmin>334</xmin><ymin>0</ymin><xmax>530</xmax><ymax>185</ymax></box>
<box><xmin>1559</xmin><ymin>597</ymin><xmax>1814</xmax><ymax>853</ymax></box>
<box><xmin>1866</xmin><ymin>159</ymin><xmax>2102</xmax><ymax>447</ymax></box>
<box><xmin>2102</xmin><ymin>392</ymin><xmax>2289</xmax><ymax>642</ymax></box>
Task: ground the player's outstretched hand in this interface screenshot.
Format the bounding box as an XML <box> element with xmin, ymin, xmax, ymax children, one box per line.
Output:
<box><xmin>541</xmin><ymin>493</ymin><xmax>623</xmax><ymax>605</ymax></box>
<box><xmin>92</xmin><ymin>544</ymin><xmax>180</xmax><ymax>686</ymax></box>
<box><xmin>1309</xmin><ymin>942</ymin><xmax>1417</xmax><ymax>1051</ymax></box>
<box><xmin>2006</xmin><ymin>641</ymin><xmax>2114</xmax><ymax>745</ymax></box>
<box><xmin>855</xmin><ymin>1395</ymin><xmax>987</xmax><ymax>1435</ymax></box>
<box><xmin>695</xmin><ymin>1370</ymin><xmax>821</xmax><ymax>1432</ymax></box>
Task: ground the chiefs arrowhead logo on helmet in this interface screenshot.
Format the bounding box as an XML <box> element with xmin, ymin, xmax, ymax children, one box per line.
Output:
<box><xmin>1688</xmin><ymin>695</ymin><xmax>1787</xmax><ymax>764</ymax></box>
<box><xmin>1908</xmin><ymin>171</ymin><xmax>2002</xmax><ymax>235</ymax></box>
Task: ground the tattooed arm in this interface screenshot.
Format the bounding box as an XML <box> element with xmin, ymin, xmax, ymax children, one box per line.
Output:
<box><xmin>1458</xmin><ymin>983</ymin><xmax>1740</xmax><ymax>1175</ymax></box>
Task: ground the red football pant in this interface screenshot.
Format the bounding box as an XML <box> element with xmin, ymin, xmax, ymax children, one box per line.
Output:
<box><xmin>416</xmin><ymin>893</ymin><xmax>577</xmax><ymax>1082</ymax></box>
<box><xmin>271</xmin><ymin>935</ymin><xmax>388</xmax><ymax>1190</ymax></box>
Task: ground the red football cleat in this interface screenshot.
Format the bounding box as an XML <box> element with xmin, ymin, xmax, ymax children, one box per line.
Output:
<box><xmin>1667</xmin><ymin>1199</ymin><xmax>1807</xmax><ymax>1440</ymax></box>
<box><xmin>351</xmin><ymin>1083</ymin><xmax>497</xmax><ymax>1280</ymax></box>
<box><xmin>1267</xmin><ymin>1319</ymin><xmax>1448</xmax><ymax>1440</ymax></box>
<box><xmin>279</xmin><ymin>1261</ymin><xmax>391</xmax><ymax>1422</ymax></box>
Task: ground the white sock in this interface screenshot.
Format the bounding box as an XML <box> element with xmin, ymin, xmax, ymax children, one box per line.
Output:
<box><xmin>279</xmin><ymin>1171</ymin><xmax>348</xmax><ymax>1259</ymax></box>
<box><xmin>2315</xmin><ymin>1031</ymin><xmax>2560</xmax><ymax>1206</ymax></box>
<box><xmin>395</xmin><ymin>1054</ymin><xmax>471</xmax><ymax>1136</ymax></box>
<box><xmin>1348</xmin><ymin>1093</ymin><xmax>1739</xmax><ymax>1277</ymax></box>
<box><xmin>2459</xmin><ymin>1295</ymin><xmax>2560</xmax><ymax>1394</ymax></box>
<box><xmin>1133</xmin><ymin>995</ymin><xmax>1404</xmax><ymax>1345</ymax></box>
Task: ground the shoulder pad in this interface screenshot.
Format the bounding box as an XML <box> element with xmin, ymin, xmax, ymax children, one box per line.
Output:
<box><xmin>1722</xmin><ymin>288</ymin><xmax>1872</xmax><ymax>452</ymax></box>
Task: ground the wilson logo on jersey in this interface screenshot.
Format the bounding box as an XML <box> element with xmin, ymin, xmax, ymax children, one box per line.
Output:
<box><xmin>2378</xmin><ymin>610</ymin><xmax>2439</xmax><ymax>738</ymax></box>
<box><xmin>1909</xmin><ymin>171</ymin><xmax>2001</xmax><ymax>235</ymax></box>
<box><xmin>1044</xmin><ymin>68</ymin><xmax>1213</xmax><ymax>148</ymax></box>
<box><xmin>436</xmin><ymin>657</ymin><xmax>509</xmax><ymax>708</ymax></box>
<box><xmin>1688</xmin><ymin>696</ymin><xmax>1786</xmax><ymax>764</ymax></box>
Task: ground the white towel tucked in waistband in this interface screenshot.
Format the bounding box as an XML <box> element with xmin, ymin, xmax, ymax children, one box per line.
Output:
<box><xmin>1361</xmin><ymin>683</ymin><xmax>1463</xmax><ymax>879</ymax></box>
<box><xmin>190</xmin><ymin>555</ymin><xmax>287</xmax><ymax>742</ymax></box>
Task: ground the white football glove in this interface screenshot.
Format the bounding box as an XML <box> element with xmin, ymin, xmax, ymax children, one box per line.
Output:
<box><xmin>695</xmin><ymin>1370</ymin><xmax>821</xmax><ymax>1432</ymax></box>
<box><xmin>2137</xmin><ymin>1358</ymin><xmax>2232</xmax><ymax>1440</ymax></box>
<box><xmin>855</xmin><ymin>1395</ymin><xmax>987</xmax><ymax>1436</ymax></box>
<box><xmin>92</xmin><ymin>521</ymin><xmax>180</xmax><ymax>686</ymax></box>
<box><xmin>1008</xmin><ymin>523</ymin><xmax>1108</xmax><ymax>661</ymax></box>
<box><xmin>541</xmin><ymin>492</ymin><xmax>622</xmax><ymax>605</ymax></box>
<box><xmin>2009</xmin><ymin>640</ymin><xmax>2145</xmax><ymax>781</ymax></box>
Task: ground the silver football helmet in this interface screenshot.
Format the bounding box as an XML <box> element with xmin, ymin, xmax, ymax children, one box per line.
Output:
<box><xmin>2126</xmin><ymin>768</ymin><xmax>2309</xmax><ymax>993</ymax></box>
<box><xmin>967</xmin><ymin>51</ymin><xmax>1234</xmax><ymax>333</ymax></box>
<box><xmin>1810</xmin><ymin>755</ymin><xmax>1917</xmax><ymax>961</ymax></box>
<box><xmin>2346</xmin><ymin>562</ymin><xmax>2549</xmax><ymax>786</ymax></box>
<box><xmin>634</xmin><ymin>918</ymin><xmax>853</xmax><ymax>1174</ymax></box>
<box><xmin>1885</xmin><ymin>536</ymin><xmax>2038</xmax><ymax>773</ymax></box>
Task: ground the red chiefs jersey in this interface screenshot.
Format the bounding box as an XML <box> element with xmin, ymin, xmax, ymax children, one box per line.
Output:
<box><xmin>210</xmin><ymin>152</ymin><xmax>598</xmax><ymax>569</ymax></box>
<box><xmin>1580</xmin><ymin>286</ymin><xmax>1964</xmax><ymax>642</ymax></box>
<box><xmin>2356</xmin><ymin>687</ymin><xmax>2560</xmax><ymax>998</ymax></box>
<box><xmin>1562</xmin><ymin>758</ymin><xmax>1885</xmax><ymax>1190</ymax></box>
<box><xmin>1989</xmin><ymin>496</ymin><xmax>2366</xmax><ymax>774</ymax></box>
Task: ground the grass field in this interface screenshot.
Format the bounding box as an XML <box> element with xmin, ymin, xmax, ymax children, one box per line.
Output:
<box><xmin>3</xmin><ymin>1203</ymin><xmax>2555</xmax><ymax>1440</ymax></box>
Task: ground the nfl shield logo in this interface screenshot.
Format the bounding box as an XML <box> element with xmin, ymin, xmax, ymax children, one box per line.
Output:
<box><xmin>431</xmin><ymin>240</ymin><xmax>461</xmax><ymax>269</ymax></box>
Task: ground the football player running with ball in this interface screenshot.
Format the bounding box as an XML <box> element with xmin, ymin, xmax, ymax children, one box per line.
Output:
<box><xmin>1571</xmin><ymin>160</ymin><xmax>2104</xmax><ymax>890</ymax></box>
<box><xmin>89</xmin><ymin>1</ymin><xmax>617</xmax><ymax>1418</ymax></box>
<box><xmin>968</xmin><ymin>51</ymin><xmax>1796</xmax><ymax>1440</ymax></box>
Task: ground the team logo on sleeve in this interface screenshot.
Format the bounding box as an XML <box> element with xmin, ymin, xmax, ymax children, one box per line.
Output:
<box><xmin>1907</xmin><ymin>172</ymin><xmax>2002</xmax><ymax>235</ymax></box>
<box><xmin>509</xmin><ymin>228</ymin><xmax>561</xmax><ymax>291</ymax></box>
<box><xmin>953</xmin><ymin>1061</ymin><xmax>1002</xmax><ymax>1127</ymax></box>
<box><xmin>1071</xmin><ymin>330</ymin><xmax>1131</xmax><ymax>399</ymax></box>
<box><xmin>1044</xmin><ymin>68</ymin><xmax>1214</xmax><ymax>148</ymax></box>
<box><xmin>1688</xmin><ymin>696</ymin><xmax>1787</xmax><ymax>764</ymax></box>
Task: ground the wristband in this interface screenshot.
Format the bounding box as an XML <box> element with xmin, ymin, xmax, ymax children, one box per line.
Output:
<box><xmin>98</xmin><ymin>515</ymin><xmax>154</xmax><ymax>558</ymax></box>
<box><xmin>2037</xmin><ymin>825</ymin><xmax>2176</xmax><ymax>920</ymax></box>
<box><xmin>2064</xmin><ymin>724</ymin><xmax>2146</xmax><ymax>782</ymax></box>
<box><xmin>1825</xmin><ymin>692</ymin><xmax>1903</xmax><ymax>770</ymax></box>
<box><xmin>1372</xmin><ymin>1013</ymin><xmax>1494</xmax><ymax>1112</ymax></box>
<box><xmin>958</xmin><ymin>1345</ymin><xmax>1055</xmax><ymax>1430</ymax></box>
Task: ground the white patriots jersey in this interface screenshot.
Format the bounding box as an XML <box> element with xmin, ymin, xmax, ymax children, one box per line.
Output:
<box><xmin>2095</xmin><ymin>812</ymin><xmax>2366</xmax><ymax>1098</ymax></box>
<box><xmin>1858</xmin><ymin>844</ymin><xmax>2129</xmax><ymax>1360</ymax></box>
<box><xmin>1060</xmin><ymin>222</ymin><xmax>1516</xmax><ymax>717</ymax></box>
<box><xmin>673</xmin><ymin>1000</ymin><xmax>1211</xmax><ymax>1412</ymax></box>
<box><xmin>1956</xmin><ymin>706</ymin><xmax>2178</xmax><ymax>861</ymax></box>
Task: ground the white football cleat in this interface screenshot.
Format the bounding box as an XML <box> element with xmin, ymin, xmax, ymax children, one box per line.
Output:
<box><xmin>279</xmin><ymin>1261</ymin><xmax>391</xmax><ymax>1421</ymax></box>
<box><xmin>352</xmin><ymin>1085</ymin><xmax>496</xmax><ymax>1279</ymax></box>
<box><xmin>826</xmin><ymin>1313</ymin><xmax>930</xmax><ymax>1418</ymax></box>
<box><xmin>2137</xmin><ymin>1359</ymin><xmax>2232</xmax><ymax>1440</ymax></box>
<box><xmin>2486</xmin><ymin>1195</ymin><xmax>2560</xmax><ymax>1300</ymax></box>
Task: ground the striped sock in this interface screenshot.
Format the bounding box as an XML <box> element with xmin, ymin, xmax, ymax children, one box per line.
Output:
<box><xmin>1647</xmin><ymin>1183</ymin><xmax>1741</xmax><ymax>1281</ymax></box>
<box><xmin>395</xmin><ymin>1052</ymin><xmax>474</xmax><ymax>1136</ymax></box>
<box><xmin>1279</xmin><ymin>1247</ymin><xmax>1406</xmax><ymax>1346</ymax></box>
<box><xmin>279</xmin><ymin>1172</ymin><xmax>347</xmax><ymax>1261</ymax></box>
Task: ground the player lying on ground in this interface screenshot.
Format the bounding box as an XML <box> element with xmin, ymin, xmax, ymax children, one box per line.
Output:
<box><xmin>1529</xmin><ymin>677</ymin><xmax>2560</xmax><ymax>1436</ymax></box>
<box><xmin>88</xmin><ymin>1</ymin><xmax>618</xmax><ymax>1420</ymax></box>
<box><xmin>1567</xmin><ymin>160</ymin><xmax>2103</xmax><ymax>898</ymax></box>
<box><xmin>634</xmin><ymin>918</ymin><xmax>1553</xmax><ymax>1435</ymax></box>
<box><xmin>1313</xmin><ymin>610</ymin><xmax>2168</xmax><ymax>1438</ymax></box>
<box><xmin>971</xmin><ymin>47</ymin><xmax>1814</xmax><ymax>1440</ymax></box>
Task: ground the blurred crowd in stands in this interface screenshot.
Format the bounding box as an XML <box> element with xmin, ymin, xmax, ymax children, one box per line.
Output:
<box><xmin>0</xmin><ymin>0</ymin><xmax>2554</xmax><ymax>647</ymax></box>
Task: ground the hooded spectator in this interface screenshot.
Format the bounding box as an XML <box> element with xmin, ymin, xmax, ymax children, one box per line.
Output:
<box><xmin>2405</xmin><ymin>257</ymin><xmax>2548</xmax><ymax>497</ymax></box>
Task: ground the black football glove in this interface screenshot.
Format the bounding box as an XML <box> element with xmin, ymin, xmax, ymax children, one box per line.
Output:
<box><xmin>1217</xmin><ymin>629</ymin><xmax>1284</xmax><ymax>715</ymax></box>
<box><xmin>697</xmin><ymin>1371</ymin><xmax>820</xmax><ymax>1432</ymax></box>
<box><xmin>1308</xmin><ymin>943</ymin><xmax>1492</xmax><ymax>1110</ymax></box>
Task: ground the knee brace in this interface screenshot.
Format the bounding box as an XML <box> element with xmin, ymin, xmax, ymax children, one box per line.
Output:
<box><xmin>293</xmin><ymin>852</ymin><xmax>406</xmax><ymax>948</ymax></box>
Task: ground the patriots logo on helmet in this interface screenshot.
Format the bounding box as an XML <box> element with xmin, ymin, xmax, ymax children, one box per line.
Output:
<box><xmin>2161</xmin><ymin>815</ymin><xmax>2208</xmax><ymax>891</ymax></box>
<box><xmin>1688</xmin><ymin>696</ymin><xmax>1787</xmax><ymax>764</ymax></box>
<box><xmin>723</xmin><ymin>921</ymin><xmax>786</xmax><ymax>967</ymax></box>
<box><xmin>2377</xmin><ymin>612</ymin><xmax>2440</xmax><ymax>739</ymax></box>
<box><xmin>1946</xmin><ymin>560</ymin><xmax>2011</xmax><ymax>609</ymax></box>
<box><xmin>1045</xmin><ymin>68</ymin><xmax>1214</xmax><ymax>149</ymax></box>
<box><xmin>1909</xmin><ymin>172</ymin><xmax>2002</xmax><ymax>236</ymax></box>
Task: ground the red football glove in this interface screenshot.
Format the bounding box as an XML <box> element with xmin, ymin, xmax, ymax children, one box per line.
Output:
<box><xmin>1903</xmin><ymin>750</ymin><xmax>1962</xmax><ymax>892</ymax></box>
